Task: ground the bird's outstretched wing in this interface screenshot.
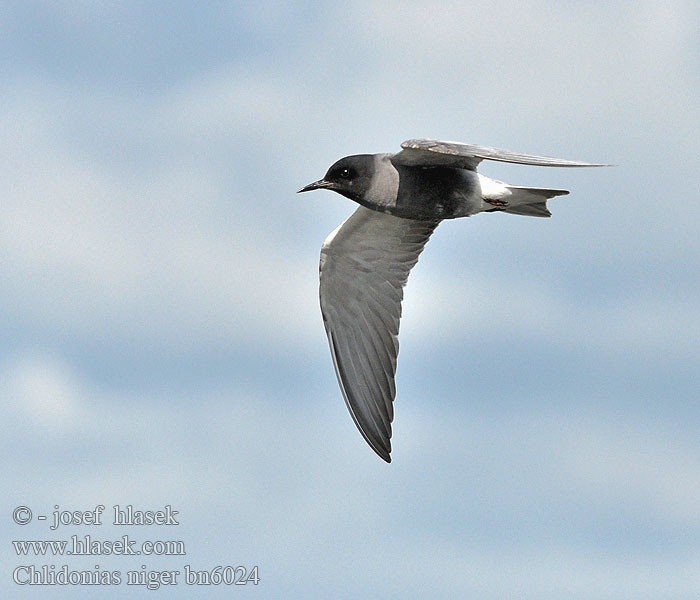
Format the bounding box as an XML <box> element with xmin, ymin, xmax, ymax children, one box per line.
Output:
<box><xmin>319</xmin><ymin>206</ymin><xmax>439</xmax><ymax>462</ymax></box>
<box><xmin>393</xmin><ymin>138</ymin><xmax>610</xmax><ymax>170</ymax></box>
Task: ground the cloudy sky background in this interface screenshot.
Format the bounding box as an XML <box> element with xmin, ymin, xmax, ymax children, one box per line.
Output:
<box><xmin>2</xmin><ymin>1</ymin><xmax>699</xmax><ymax>598</ymax></box>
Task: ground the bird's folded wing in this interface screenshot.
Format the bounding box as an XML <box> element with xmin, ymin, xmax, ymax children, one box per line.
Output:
<box><xmin>319</xmin><ymin>206</ymin><xmax>439</xmax><ymax>462</ymax></box>
<box><xmin>393</xmin><ymin>138</ymin><xmax>609</xmax><ymax>170</ymax></box>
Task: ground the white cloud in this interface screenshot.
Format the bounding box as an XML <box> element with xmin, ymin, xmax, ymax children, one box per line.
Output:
<box><xmin>1</xmin><ymin>354</ymin><xmax>83</xmax><ymax>429</ymax></box>
<box><xmin>2</xmin><ymin>354</ymin><xmax>699</xmax><ymax>597</ymax></box>
<box><xmin>0</xmin><ymin>80</ymin><xmax>321</xmax><ymax>356</ymax></box>
<box><xmin>552</xmin><ymin>414</ymin><xmax>700</xmax><ymax>528</ymax></box>
<box><xmin>402</xmin><ymin>262</ymin><xmax>700</xmax><ymax>364</ymax></box>
<box><xmin>351</xmin><ymin>0</ymin><xmax>698</xmax><ymax>127</ymax></box>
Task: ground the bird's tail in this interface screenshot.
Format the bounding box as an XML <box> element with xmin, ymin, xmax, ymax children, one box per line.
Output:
<box><xmin>502</xmin><ymin>185</ymin><xmax>569</xmax><ymax>218</ymax></box>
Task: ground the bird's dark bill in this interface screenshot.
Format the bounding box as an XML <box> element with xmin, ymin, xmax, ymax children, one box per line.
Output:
<box><xmin>297</xmin><ymin>179</ymin><xmax>334</xmax><ymax>193</ymax></box>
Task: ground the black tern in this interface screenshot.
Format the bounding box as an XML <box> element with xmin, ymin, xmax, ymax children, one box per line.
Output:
<box><xmin>299</xmin><ymin>138</ymin><xmax>607</xmax><ymax>462</ymax></box>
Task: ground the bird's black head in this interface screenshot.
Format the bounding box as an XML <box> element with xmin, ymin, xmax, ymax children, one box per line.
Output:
<box><xmin>297</xmin><ymin>154</ymin><xmax>375</xmax><ymax>203</ymax></box>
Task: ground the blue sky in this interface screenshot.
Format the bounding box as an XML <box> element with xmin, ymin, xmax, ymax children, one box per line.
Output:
<box><xmin>2</xmin><ymin>1</ymin><xmax>699</xmax><ymax>598</ymax></box>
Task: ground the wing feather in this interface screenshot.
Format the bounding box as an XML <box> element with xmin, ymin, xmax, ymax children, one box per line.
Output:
<box><xmin>394</xmin><ymin>138</ymin><xmax>610</xmax><ymax>170</ymax></box>
<box><xmin>319</xmin><ymin>206</ymin><xmax>439</xmax><ymax>462</ymax></box>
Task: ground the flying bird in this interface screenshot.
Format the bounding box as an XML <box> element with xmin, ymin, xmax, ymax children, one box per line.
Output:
<box><xmin>298</xmin><ymin>138</ymin><xmax>607</xmax><ymax>462</ymax></box>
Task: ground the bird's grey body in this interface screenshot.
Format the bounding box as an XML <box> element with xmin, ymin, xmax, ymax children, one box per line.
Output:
<box><xmin>368</xmin><ymin>154</ymin><xmax>483</xmax><ymax>219</ymax></box>
<box><xmin>299</xmin><ymin>138</ymin><xmax>606</xmax><ymax>462</ymax></box>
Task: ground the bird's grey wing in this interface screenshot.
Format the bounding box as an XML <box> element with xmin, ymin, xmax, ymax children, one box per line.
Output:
<box><xmin>393</xmin><ymin>138</ymin><xmax>609</xmax><ymax>170</ymax></box>
<box><xmin>319</xmin><ymin>206</ymin><xmax>439</xmax><ymax>462</ymax></box>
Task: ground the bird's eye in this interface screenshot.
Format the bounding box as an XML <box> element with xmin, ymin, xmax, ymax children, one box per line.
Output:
<box><xmin>339</xmin><ymin>168</ymin><xmax>351</xmax><ymax>179</ymax></box>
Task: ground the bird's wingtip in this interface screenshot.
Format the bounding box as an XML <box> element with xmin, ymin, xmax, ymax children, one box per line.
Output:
<box><xmin>378</xmin><ymin>445</ymin><xmax>392</xmax><ymax>463</ymax></box>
